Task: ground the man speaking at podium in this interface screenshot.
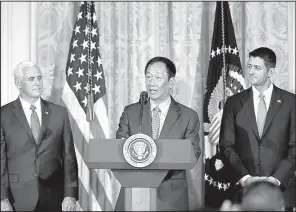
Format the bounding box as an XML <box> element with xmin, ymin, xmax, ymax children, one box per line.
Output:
<box><xmin>115</xmin><ymin>56</ymin><xmax>201</xmax><ymax>211</ymax></box>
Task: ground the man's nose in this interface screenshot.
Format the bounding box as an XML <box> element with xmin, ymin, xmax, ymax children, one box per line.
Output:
<box><xmin>149</xmin><ymin>77</ymin><xmax>157</xmax><ymax>85</ymax></box>
<box><xmin>33</xmin><ymin>78</ymin><xmax>40</xmax><ymax>85</ymax></box>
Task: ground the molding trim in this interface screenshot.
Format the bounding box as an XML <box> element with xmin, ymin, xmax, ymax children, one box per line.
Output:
<box><xmin>288</xmin><ymin>2</ymin><xmax>295</xmax><ymax>93</ymax></box>
<box><xmin>1</xmin><ymin>2</ymin><xmax>13</xmax><ymax>106</ymax></box>
<box><xmin>30</xmin><ymin>2</ymin><xmax>38</xmax><ymax>63</ymax></box>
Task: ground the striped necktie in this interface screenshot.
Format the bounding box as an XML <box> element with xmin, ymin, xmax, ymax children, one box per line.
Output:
<box><xmin>257</xmin><ymin>94</ymin><xmax>267</xmax><ymax>138</ymax></box>
<box><xmin>152</xmin><ymin>106</ymin><xmax>161</xmax><ymax>139</ymax></box>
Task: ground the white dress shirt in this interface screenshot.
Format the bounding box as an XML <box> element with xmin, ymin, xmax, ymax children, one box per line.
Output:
<box><xmin>239</xmin><ymin>83</ymin><xmax>280</xmax><ymax>186</ymax></box>
<box><xmin>252</xmin><ymin>83</ymin><xmax>273</xmax><ymax>121</ymax></box>
<box><xmin>150</xmin><ymin>96</ymin><xmax>171</xmax><ymax>138</ymax></box>
<box><xmin>19</xmin><ymin>97</ymin><xmax>42</xmax><ymax>128</ymax></box>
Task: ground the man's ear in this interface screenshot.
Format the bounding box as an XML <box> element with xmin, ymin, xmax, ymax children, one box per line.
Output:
<box><xmin>15</xmin><ymin>79</ymin><xmax>21</xmax><ymax>90</ymax></box>
<box><xmin>169</xmin><ymin>77</ymin><xmax>175</xmax><ymax>88</ymax></box>
<box><xmin>268</xmin><ymin>67</ymin><xmax>275</xmax><ymax>78</ymax></box>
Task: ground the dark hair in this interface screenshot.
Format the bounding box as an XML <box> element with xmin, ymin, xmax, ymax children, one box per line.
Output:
<box><xmin>249</xmin><ymin>47</ymin><xmax>276</xmax><ymax>70</ymax></box>
<box><xmin>144</xmin><ymin>56</ymin><xmax>176</xmax><ymax>80</ymax></box>
<box><xmin>241</xmin><ymin>181</ymin><xmax>284</xmax><ymax>211</ymax></box>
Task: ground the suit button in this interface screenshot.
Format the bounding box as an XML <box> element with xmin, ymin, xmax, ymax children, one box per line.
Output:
<box><xmin>35</xmin><ymin>155</ymin><xmax>39</xmax><ymax>158</ymax></box>
<box><xmin>34</xmin><ymin>173</ymin><xmax>38</xmax><ymax>177</ymax></box>
<box><xmin>260</xmin><ymin>146</ymin><xmax>263</xmax><ymax>150</ymax></box>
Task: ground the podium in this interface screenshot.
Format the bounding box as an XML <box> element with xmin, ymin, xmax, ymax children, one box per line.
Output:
<box><xmin>87</xmin><ymin>138</ymin><xmax>197</xmax><ymax>211</ymax></box>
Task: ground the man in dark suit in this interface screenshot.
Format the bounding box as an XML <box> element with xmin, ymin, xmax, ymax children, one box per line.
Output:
<box><xmin>1</xmin><ymin>61</ymin><xmax>78</xmax><ymax>211</ymax></box>
<box><xmin>219</xmin><ymin>47</ymin><xmax>295</xmax><ymax>210</ymax></box>
<box><xmin>115</xmin><ymin>56</ymin><xmax>201</xmax><ymax>211</ymax></box>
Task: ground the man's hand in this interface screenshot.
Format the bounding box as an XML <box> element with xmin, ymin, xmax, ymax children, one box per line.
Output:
<box><xmin>244</xmin><ymin>176</ymin><xmax>267</xmax><ymax>186</ymax></box>
<box><xmin>1</xmin><ymin>199</ymin><xmax>13</xmax><ymax>211</ymax></box>
<box><xmin>62</xmin><ymin>197</ymin><xmax>76</xmax><ymax>211</ymax></box>
<box><xmin>265</xmin><ymin>176</ymin><xmax>280</xmax><ymax>186</ymax></box>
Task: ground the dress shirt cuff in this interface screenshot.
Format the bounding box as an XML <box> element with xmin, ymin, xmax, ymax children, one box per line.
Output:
<box><xmin>64</xmin><ymin>187</ymin><xmax>78</xmax><ymax>200</ymax></box>
<box><xmin>238</xmin><ymin>175</ymin><xmax>251</xmax><ymax>187</ymax></box>
<box><xmin>270</xmin><ymin>176</ymin><xmax>281</xmax><ymax>186</ymax></box>
<box><xmin>1</xmin><ymin>188</ymin><xmax>9</xmax><ymax>201</ymax></box>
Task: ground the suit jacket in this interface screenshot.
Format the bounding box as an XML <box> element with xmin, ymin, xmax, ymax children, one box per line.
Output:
<box><xmin>1</xmin><ymin>98</ymin><xmax>78</xmax><ymax>211</ymax></box>
<box><xmin>219</xmin><ymin>85</ymin><xmax>296</xmax><ymax>207</ymax></box>
<box><xmin>116</xmin><ymin>96</ymin><xmax>201</xmax><ymax>211</ymax></box>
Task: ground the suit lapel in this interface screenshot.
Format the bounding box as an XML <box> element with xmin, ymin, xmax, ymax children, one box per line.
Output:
<box><xmin>241</xmin><ymin>88</ymin><xmax>260</xmax><ymax>140</ymax></box>
<box><xmin>12</xmin><ymin>98</ymin><xmax>35</xmax><ymax>143</ymax></box>
<box><xmin>261</xmin><ymin>86</ymin><xmax>283</xmax><ymax>137</ymax></box>
<box><xmin>159</xmin><ymin>97</ymin><xmax>180</xmax><ymax>138</ymax></box>
<box><xmin>141</xmin><ymin>102</ymin><xmax>152</xmax><ymax>137</ymax></box>
<box><xmin>38</xmin><ymin>99</ymin><xmax>51</xmax><ymax>145</ymax></box>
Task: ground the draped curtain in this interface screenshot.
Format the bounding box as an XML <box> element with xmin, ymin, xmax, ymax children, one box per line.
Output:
<box><xmin>1</xmin><ymin>2</ymin><xmax>294</xmax><ymax>210</ymax></box>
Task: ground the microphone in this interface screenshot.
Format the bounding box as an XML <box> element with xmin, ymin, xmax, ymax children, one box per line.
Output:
<box><xmin>139</xmin><ymin>91</ymin><xmax>148</xmax><ymax>105</ymax></box>
<box><xmin>139</xmin><ymin>91</ymin><xmax>148</xmax><ymax>133</ymax></box>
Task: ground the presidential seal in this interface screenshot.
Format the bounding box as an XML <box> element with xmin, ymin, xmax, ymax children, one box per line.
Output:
<box><xmin>123</xmin><ymin>133</ymin><xmax>157</xmax><ymax>168</ymax></box>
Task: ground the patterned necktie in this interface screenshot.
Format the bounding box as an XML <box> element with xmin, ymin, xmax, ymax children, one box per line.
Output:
<box><xmin>30</xmin><ymin>105</ymin><xmax>41</xmax><ymax>143</ymax></box>
<box><xmin>152</xmin><ymin>106</ymin><xmax>161</xmax><ymax>139</ymax></box>
<box><xmin>257</xmin><ymin>94</ymin><xmax>267</xmax><ymax>138</ymax></box>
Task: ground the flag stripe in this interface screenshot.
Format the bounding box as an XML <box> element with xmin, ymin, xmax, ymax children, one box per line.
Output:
<box><xmin>63</xmin><ymin>83</ymin><xmax>93</xmax><ymax>141</ymax></box>
<box><xmin>90</xmin><ymin>169</ymin><xmax>113</xmax><ymax>211</ymax></box>
<box><xmin>66</xmin><ymin>105</ymin><xmax>114</xmax><ymax>211</ymax></box>
<box><xmin>88</xmin><ymin>115</ymin><xmax>113</xmax><ymax>181</ymax></box>
<box><xmin>94</xmin><ymin>98</ymin><xmax>109</xmax><ymax>138</ymax></box>
<box><xmin>93</xmin><ymin>169</ymin><xmax>116</xmax><ymax>210</ymax></box>
<box><xmin>74</xmin><ymin>145</ymin><xmax>101</xmax><ymax>211</ymax></box>
<box><xmin>62</xmin><ymin>2</ymin><xmax>120</xmax><ymax>210</ymax></box>
<box><xmin>89</xmin><ymin>115</ymin><xmax>120</xmax><ymax>203</ymax></box>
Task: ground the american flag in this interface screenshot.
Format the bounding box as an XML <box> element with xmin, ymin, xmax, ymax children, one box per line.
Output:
<box><xmin>61</xmin><ymin>2</ymin><xmax>120</xmax><ymax>210</ymax></box>
<box><xmin>203</xmin><ymin>1</ymin><xmax>246</xmax><ymax>209</ymax></box>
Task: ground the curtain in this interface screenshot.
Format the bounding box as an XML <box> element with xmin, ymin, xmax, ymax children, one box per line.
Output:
<box><xmin>1</xmin><ymin>2</ymin><xmax>294</xmax><ymax>210</ymax></box>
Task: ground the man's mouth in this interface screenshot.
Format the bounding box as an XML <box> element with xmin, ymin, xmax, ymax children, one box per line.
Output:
<box><xmin>149</xmin><ymin>89</ymin><xmax>158</xmax><ymax>94</ymax></box>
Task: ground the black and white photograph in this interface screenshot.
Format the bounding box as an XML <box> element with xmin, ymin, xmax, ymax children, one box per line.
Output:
<box><xmin>1</xmin><ymin>1</ymin><xmax>295</xmax><ymax>211</ymax></box>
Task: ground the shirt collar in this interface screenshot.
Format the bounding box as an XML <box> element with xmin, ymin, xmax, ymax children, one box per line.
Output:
<box><xmin>19</xmin><ymin>96</ymin><xmax>41</xmax><ymax>111</ymax></box>
<box><xmin>252</xmin><ymin>83</ymin><xmax>273</xmax><ymax>100</ymax></box>
<box><xmin>150</xmin><ymin>96</ymin><xmax>171</xmax><ymax>115</ymax></box>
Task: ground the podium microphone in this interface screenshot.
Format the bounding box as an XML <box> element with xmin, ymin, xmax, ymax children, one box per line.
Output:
<box><xmin>139</xmin><ymin>91</ymin><xmax>148</xmax><ymax>134</ymax></box>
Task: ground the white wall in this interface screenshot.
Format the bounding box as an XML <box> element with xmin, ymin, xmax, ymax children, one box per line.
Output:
<box><xmin>1</xmin><ymin>2</ymin><xmax>37</xmax><ymax>106</ymax></box>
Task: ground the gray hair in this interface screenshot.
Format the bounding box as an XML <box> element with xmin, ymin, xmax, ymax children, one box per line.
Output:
<box><xmin>14</xmin><ymin>61</ymin><xmax>41</xmax><ymax>86</ymax></box>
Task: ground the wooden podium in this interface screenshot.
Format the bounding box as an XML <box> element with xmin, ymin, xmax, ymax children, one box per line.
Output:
<box><xmin>86</xmin><ymin>138</ymin><xmax>197</xmax><ymax>211</ymax></box>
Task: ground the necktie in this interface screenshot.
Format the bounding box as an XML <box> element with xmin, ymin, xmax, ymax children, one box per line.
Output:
<box><xmin>257</xmin><ymin>94</ymin><xmax>267</xmax><ymax>138</ymax></box>
<box><xmin>30</xmin><ymin>105</ymin><xmax>41</xmax><ymax>143</ymax></box>
<box><xmin>152</xmin><ymin>106</ymin><xmax>161</xmax><ymax>139</ymax></box>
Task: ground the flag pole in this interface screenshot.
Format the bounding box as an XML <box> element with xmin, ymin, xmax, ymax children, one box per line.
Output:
<box><xmin>221</xmin><ymin>1</ymin><xmax>226</xmax><ymax>109</ymax></box>
<box><xmin>86</xmin><ymin>1</ymin><xmax>94</xmax><ymax>122</ymax></box>
<box><xmin>218</xmin><ymin>1</ymin><xmax>226</xmax><ymax>154</ymax></box>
